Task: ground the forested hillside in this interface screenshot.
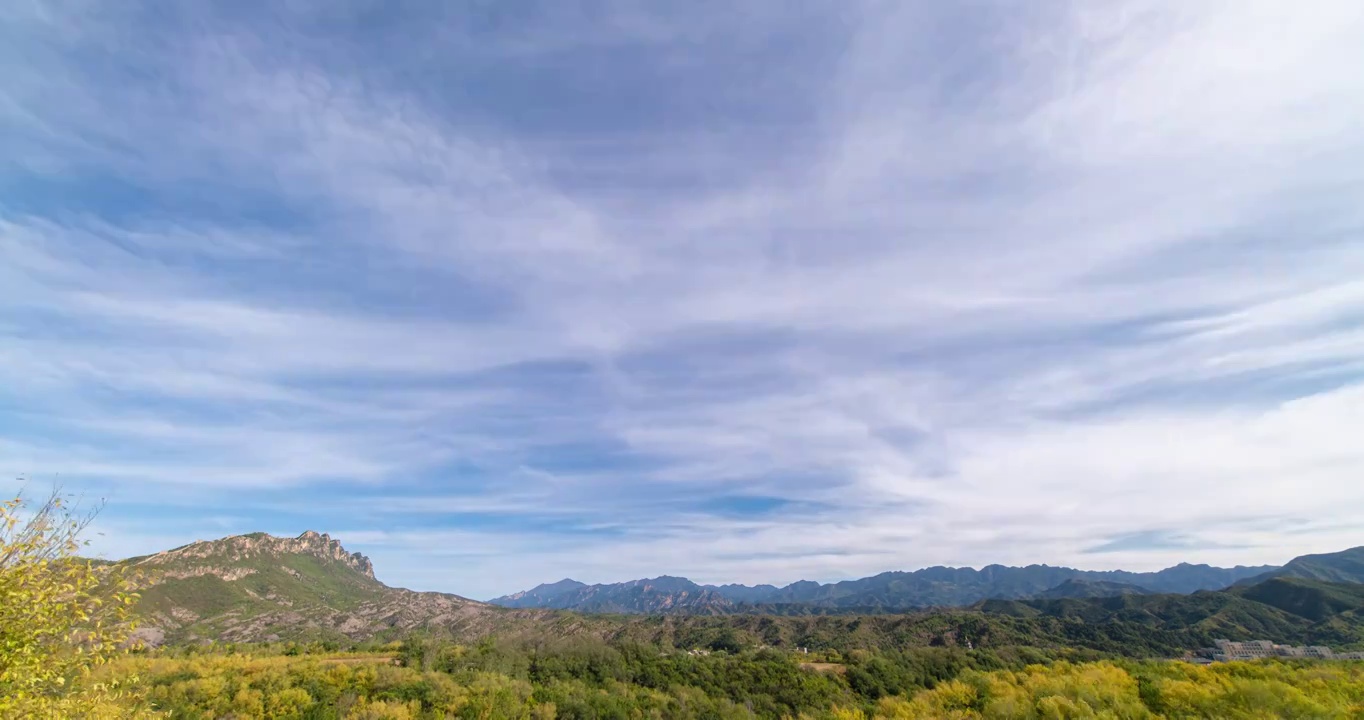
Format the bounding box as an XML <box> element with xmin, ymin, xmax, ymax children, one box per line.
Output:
<box><xmin>1238</xmin><ymin>546</ymin><xmax>1364</xmax><ymax>586</ymax></box>
<box><xmin>97</xmin><ymin>639</ymin><xmax>1364</xmax><ymax>718</ymax></box>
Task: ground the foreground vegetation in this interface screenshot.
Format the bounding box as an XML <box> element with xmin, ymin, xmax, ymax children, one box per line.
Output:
<box><xmin>93</xmin><ymin>639</ymin><xmax>1364</xmax><ymax>718</ymax></box>
<box><xmin>1</xmin><ymin>491</ymin><xmax>140</xmax><ymax>718</ymax></box>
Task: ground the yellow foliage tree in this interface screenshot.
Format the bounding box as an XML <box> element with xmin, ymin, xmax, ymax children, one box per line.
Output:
<box><xmin>348</xmin><ymin>697</ymin><xmax>421</xmax><ymax>719</ymax></box>
<box><xmin>0</xmin><ymin>489</ymin><xmax>141</xmax><ymax>718</ymax></box>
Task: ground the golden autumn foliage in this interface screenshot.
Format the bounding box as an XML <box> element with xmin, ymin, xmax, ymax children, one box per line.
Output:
<box><xmin>89</xmin><ymin>643</ymin><xmax>1364</xmax><ymax>719</ymax></box>
<box><xmin>99</xmin><ymin>654</ymin><xmax>545</xmax><ymax>719</ymax></box>
<box><xmin>0</xmin><ymin>491</ymin><xmax>142</xmax><ymax>718</ymax></box>
<box><xmin>870</xmin><ymin>659</ymin><xmax>1364</xmax><ymax>719</ymax></box>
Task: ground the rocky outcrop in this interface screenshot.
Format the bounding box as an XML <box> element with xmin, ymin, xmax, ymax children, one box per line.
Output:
<box><xmin>117</xmin><ymin>529</ymin><xmax>543</xmax><ymax>645</ymax></box>
<box><xmin>160</xmin><ymin>566</ymin><xmax>258</xmax><ymax>582</ymax></box>
<box><xmin>138</xmin><ymin>530</ymin><xmax>376</xmax><ymax>580</ymax></box>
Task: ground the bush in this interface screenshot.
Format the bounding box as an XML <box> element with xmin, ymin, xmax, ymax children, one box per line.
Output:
<box><xmin>0</xmin><ymin>489</ymin><xmax>141</xmax><ymax>717</ymax></box>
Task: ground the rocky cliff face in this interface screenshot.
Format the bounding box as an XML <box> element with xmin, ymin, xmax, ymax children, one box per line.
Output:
<box><xmin>123</xmin><ymin>530</ymin><xmax>505</xmax><ymax>645</ymax></box>
<box><xmin>138</xmin><ymin>530</ymin><xmax>376</xmax><ymax>580</ymax></box>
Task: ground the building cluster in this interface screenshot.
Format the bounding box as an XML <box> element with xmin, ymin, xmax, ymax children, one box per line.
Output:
<box><xmin>1203</xmin><ymin>639</ymin><xmax>1364</xmax><ymax>662</ymax></box>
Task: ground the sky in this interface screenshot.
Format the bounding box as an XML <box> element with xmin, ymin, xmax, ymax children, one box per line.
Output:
<box><xmin>3</xmin><ymin>1</ymin><xmax>1364</xmax><ymax>601</ymax></box>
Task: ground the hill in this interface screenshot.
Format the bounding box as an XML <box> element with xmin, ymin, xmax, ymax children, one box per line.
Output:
<box><xmin>1238</xmin><ymin>546</ymin><xmax>1364</xmax><ymax>586</ymax></box>
<box><xmin>974</xmin><ymin>576</ymin><xmax>1364</xmax><ymax>652</ymax></box>
<box><xmin>1034</xmin><ymin>578</ymin><xmax>1152</xmax><ymax>600</ymax></box>
<box><xmin>119</xmin><ymin>531</ymin><xmax>582</xmax><ymax>646</ymax></box>
<box><xmin>494</xmin><ymin>578</ymin><xmax>588</xmax><ymax>608</ymax></box>
<box><xmin>494</xmin><ymin>576</ymin><xmax>741</xmax><ymax>614</ymax></box>
<box><xmin>1234</xmin><ymin>576</ymin><xmax>1364</xmax><ymax>623</ymax></box>
<box><xmin>491</xmin><ymin>561</ymin><xmax>1275</xmax><ymax>614</ymax></box>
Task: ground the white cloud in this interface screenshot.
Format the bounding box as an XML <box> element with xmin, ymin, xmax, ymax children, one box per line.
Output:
<box><xmin>2</xmin><ymin>1</ymin><xmax>1363</xmax><ymax>598</ymax></box>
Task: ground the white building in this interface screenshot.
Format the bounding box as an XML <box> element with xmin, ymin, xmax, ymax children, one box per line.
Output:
<box><xmin>1209</xmin><ymin>639</ymin><xmax>1360</xmax><ymax>662</ymax></box>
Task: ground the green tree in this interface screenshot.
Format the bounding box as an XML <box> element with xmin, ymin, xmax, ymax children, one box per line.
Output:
<box><xmin>0</xmin><ymin>489</ymin><xmax>141</xmax><ymax>718</ymax></box>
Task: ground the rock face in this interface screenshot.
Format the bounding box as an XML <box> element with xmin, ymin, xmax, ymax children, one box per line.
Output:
<box><xmin>123</xmin><ymin>530</ymin><xmax>466</xmax><ymax>643</ymax></box>
<box><xmin>138</xmin><ymin>530</ymin><xmax>376</xmax><ymax>580</ymax></box>
<box><xmin>117</xmin><ymin>530</ymin><xmax>599</xmax><ymax>646</ymax></box>
<box><xmin>159</xmin><ymin>566</ymin><xmax>258</xmax><ymax>582</ymax></box>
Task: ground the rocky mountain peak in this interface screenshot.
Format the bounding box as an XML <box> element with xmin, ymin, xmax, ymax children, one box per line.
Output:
<box><xmin>139</xmin><ymin>530</ymin><xmax>376</xmax><ymax>580</ymax></box>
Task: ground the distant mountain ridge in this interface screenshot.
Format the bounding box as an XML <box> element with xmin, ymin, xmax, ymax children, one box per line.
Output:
<box><xmin>104</xmin><ymin>533</ymin><xmax>1364</xmax><ymax>657</ymax></box>
<box><xmin>1237</xmin><ymin>546</ymin><xmax>1364</xmax><ymax>587</ymax></box>
<box><xmin>1034</xmin><ymin>578</ymin><xmax>1152</xmax><ymax>600</ymax></box>
<box><xmin>495</xmin><ymin>576</ymin><xmax>740</xmax><ymax>614</ymax></box>
<box><xmin>491</xmin><ymin>559</ymin><xmax>1284</xmax><ymax>614</ymax></box>
<box><xmin>496</xmin><ymin>578</ymin><xmax>588</xmax><ymax>606</ymax></box>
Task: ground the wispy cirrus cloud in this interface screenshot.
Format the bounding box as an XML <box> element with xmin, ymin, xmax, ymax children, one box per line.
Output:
<box><xmin>3</xmin><ymin>0</ymin><xmax>1363</xmax><ymax>598</ymax></box>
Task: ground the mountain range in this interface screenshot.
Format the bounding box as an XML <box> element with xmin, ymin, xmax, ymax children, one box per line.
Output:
<box><xmin>489</xmin><ymin>560</ymin><xmax>1282</xmax><ymax>614</ymax></box>
<box><xmin>107</xmin><ymin>532</ymin><xmax>1364</xmax><ymax>658</ymax></box>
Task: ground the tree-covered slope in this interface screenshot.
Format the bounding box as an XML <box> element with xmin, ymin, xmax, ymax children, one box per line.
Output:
<box><xmin>1238</xmin><ymin>546</ymin><xmax>1364</xmax><ymax>586</ymax></box>
<box><xmin>973</xmin><ymin>576</ymin><xmax>1364</xmax><ymax>652</ymax></box>
<box><xmin>1034</xmin><ymin>578</ymin><xmax>1152</xmax><ymax>599</ymax></box>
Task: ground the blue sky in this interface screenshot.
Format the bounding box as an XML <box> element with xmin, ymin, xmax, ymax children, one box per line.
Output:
<box><xmin>3</xmin><ymin>1</ymin><xmax>1363</xmax><ymax>600</ymax></box>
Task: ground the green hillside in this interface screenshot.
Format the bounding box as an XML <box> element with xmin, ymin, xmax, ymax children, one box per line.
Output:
<box><xmin>1235</xmin><ymin>576</ymin><xmax>1364</xmax><ymax>622</ymax></box>
<box><xmin>1035</xmin><ymin>578</ymin><xmax>1151</xmax><ymax>599</ymax></box>
<box><xmin>1241</xmin><ymin>546</ymin><xmax>1364</xmax><ymax>586</ymax></box>
<box><xmin>973</xmin><ymin>576</ymin><xmax>1364</xmax><ymax>653</ymax></box>
<box><xmin>121</xmin><ymin>531</ymin><xmax>563</xmax><ymax>645</ymax></box>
